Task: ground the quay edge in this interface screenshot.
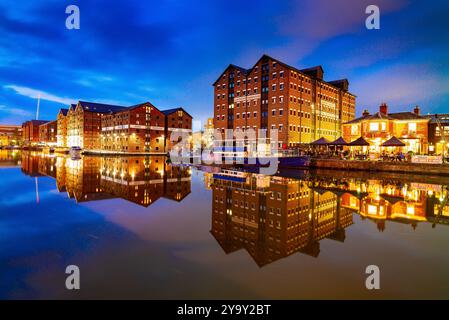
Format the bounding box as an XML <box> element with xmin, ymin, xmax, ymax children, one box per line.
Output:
<box><xmin>310</xmin><ymin>159</ymin><xmax>449</xmax><ymax>177</ymax></box>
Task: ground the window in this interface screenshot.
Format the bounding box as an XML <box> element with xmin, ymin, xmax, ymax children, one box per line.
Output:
<box><xmin>279</xmin><ymin>109</ymin><xmax>283</xmax><ymax>116</ymax></box>
<box><xmin>409</xmin><ymin>122</ymin><xmax>417</xmax><ymax>132</ymax></box>
<box><xmin>279</xmin><ymin>83</ymin><xmax>284</xmax><ymax>90</ymax></box>
<box><xmin>369</xmin><ymin>122</ymin><xmax>379</xmax><ymax>132</ymax></box>
<box><xmin>381</xmin><ymin>122</ymin><xmax>386</xmax><ymax>131</ymax></box>
<box><xmin>280</xmin><ymin>71</ymin><xmax>284</xmax><ymax>78</ymax></box>
<box><xmin>272</xmin><ymin>84</ymin><xmax>276</xmax><ymax>91</ymax></box>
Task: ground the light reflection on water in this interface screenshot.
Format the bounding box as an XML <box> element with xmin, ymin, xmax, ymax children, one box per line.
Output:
<box><xmin>1</xmin><ymin>150</ymin><xmax>449</xmax><ymax>299</ymax></box>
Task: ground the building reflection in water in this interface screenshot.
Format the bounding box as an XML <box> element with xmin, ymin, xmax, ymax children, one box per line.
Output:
<box><xmin>0</xmin><ymin>150</ymin><xmax>22</xmax><ymax>167</ymax></box>
<box><xmin>209</xmin><ymin>171</ymin><xmax>449</xmax><ymax>267</ymax></box>
<box><xmin>20</xmin><ymin>152</ymin><xmax>191</xmax><ymax>207</ymax></box>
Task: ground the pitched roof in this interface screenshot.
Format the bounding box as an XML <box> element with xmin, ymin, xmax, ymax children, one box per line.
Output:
<box><xmin>344</xmin><ymin>111</ymin><xmax>427</xmax><ymax>125</ymax></box>
<box><xmin>77</xmin><ymin>100</ymin><xmax>127</xmax><ymax>113</ymax></box>
<box><xmin>310</xmin><ymin>137</ymin><xmax>331</xmax><ymax>145</ymax></box>
<box><xmin>161</xmin><ymin>107</ymin><xmax>193</xmax><ymax>118</ymax></box>
<box><xmin>329</xmin><ymin>136</ymin><xmax>348</xmax><ymax>146</ymax></box>
<box><xmin>212</xmin><ymin>64</ymin><xmax>249</xmax><ymax>86</ymax></box>
<box><xmin>382</xmin><ymin>136</ymin><xmax>406</xmax><ymax>147</ymax></box>
<box><xmin>423</xmin><ymin>113</ymin><xmax>449</xmax><ymax>124</ymax></box>
<box><xmin>212</xmin><ymin>54</ymin><xmax>355</xmax><ymax>95</ymax></box>
<box><xmin>23</xmin><ymin>120</ymin><xmax>49</xmax><ymax>126</ymax></box>
<box><xmin>349</xmin><ymin>136</ymin><xmax>370</xmax><ymax>146</ymax></box>
<box><xmin>59</xmin><ymin>108</ymin><xmax>69</xmax><ymax>116</ymax></box>
<box><xmin>389</xmin><ymin>112</ymin><xmax>426</xmax><ymax>120</ymax></box>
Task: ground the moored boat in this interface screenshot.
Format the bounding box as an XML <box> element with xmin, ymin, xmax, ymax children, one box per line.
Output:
<box><xmin>213</xmin><ymin>169</ymin><xmax>248</xmax><ymax>182</ymax></box>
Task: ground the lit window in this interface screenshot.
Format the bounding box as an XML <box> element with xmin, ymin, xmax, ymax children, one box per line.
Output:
<box><xmin>369</xmin><ymin>122</ymin><xmax>379</xmax><ymax>132</ymax></box>
<box><xmin>409</xmin><ymin>122</ymin><xmax>417</xmax><ymax>132</ymax></box>
<box><xmin>368</xmin><ymin>205</ymin><xmax>378</xmax><ymax>215</ymax></box>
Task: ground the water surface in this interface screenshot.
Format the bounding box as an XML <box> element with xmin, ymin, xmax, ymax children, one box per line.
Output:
<box><xmin>1</xmin><ymin>150</ymin><xmax>449</xmax><ymax>299</ymax></box>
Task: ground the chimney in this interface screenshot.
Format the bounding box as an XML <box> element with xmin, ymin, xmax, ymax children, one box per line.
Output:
<box><xmin>413</xmin><ymin>105</ymin><xmax>420</xmax><ymax>115</ymax></box>
<box><xmin>379</xmin><ymin>103</ymin><xmax>388</xmax><ymax>115</ymax></box>
<box><xmin>362</xmin><ymin>109</ymin><xmax>370</xmax><ymax>117</ymax></box>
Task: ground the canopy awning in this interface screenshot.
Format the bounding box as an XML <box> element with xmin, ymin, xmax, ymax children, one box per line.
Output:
<box><xmin>382</xmin><ymin>136</ymin><xmax>406</xmax><ymax>147</ymax></box>
<box><xmin>329</xmin><ymin>136</ymin><xmax>349</xmax><ymax>146</ymax></box>
<box><xmin>310</xmin><ymin>137</ymin><xmax>331</xmax><ymax>146</ymax></box>
<box><xmin>349</xmin><ymin>137</ymin><xmax>370</xmax><ymax>146</ymax></box>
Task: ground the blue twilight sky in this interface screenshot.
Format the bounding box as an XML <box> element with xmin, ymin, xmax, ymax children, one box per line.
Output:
<box><xmin>0</xmin><ymin>0</ymin><xmax>448</xmax><ymax>127</ymax></box>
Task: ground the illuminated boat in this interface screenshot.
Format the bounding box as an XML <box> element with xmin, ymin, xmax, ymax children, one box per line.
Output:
<box><xmin>69</xmin><ymin>146</ymin><xmax>82</xmax><ymax>159</ymax></box>
<box><xmin>213</xmin><ymin>169</ymin><xmax>248</xmax><ymax>182</ymax></box>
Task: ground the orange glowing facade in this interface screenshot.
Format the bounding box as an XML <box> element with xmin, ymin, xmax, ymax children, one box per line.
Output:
<box><xmin>343</xmin><ymin>104</ymin><xmax>429</xmax><ymax>154</ymax></box>
<box><xmin>22</xmin><ymin>120</ymin><xmax>49</xmax><ymax>145</ymax></box>
<box><xmin>0</xmin><ymin>124</ymin><xmax>22</xmax><ymax>147</ymax></box>
<box><xmin>101</xmin><ymin>102</ymin><xmax>167</xmax><ymax>153</ymax></box>
<box><xmin>20</xmin><ymin>152</ymin><xmax>191</xmax><ymax>207</ymax></box>
<box><xmin>210</xmin><ymin>174</ymin><xmax>353</xmax><ymax>265</ymax></box>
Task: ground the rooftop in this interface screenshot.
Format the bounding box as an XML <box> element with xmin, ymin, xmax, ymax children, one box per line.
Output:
<box><xmin>161</xmin><ymin>107</ymin><xmax>193</xmax><ymax>118</ymax></box>
<box><xmin>213</xmin><ymin>54</ymin><xmax>354</xmax><ymax>95</ymax></box>
<box><xmin>78</xmin><ymin>101</ymin><xmax>127</xmax><ymax>113</ymax></box>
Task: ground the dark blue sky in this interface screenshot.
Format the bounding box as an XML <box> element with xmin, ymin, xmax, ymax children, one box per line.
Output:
<box><xmin>0</xmin><ymin>0</ymin><xmax>448</xmax><ymax>127</ymax></box>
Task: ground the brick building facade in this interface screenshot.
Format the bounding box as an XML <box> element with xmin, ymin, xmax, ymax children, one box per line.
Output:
<box><xmin>213</xmin><ymin>55</ymin><xmax>356</xmax><ymax>150</ymax></box>
<box><xmin>39</xmin><ymin>120</ymin><xmax>58</xmax><ymax>145</ymax></box>
<box><xmin>67</xmin><ymin>101</ymin><xmax>126</xmax><ymax>149</ymax></box>
<box><xmin>101</xmin><ymin>102</ymin><xmax>167</xmax><ymax>153</ymax></box>
<box><xmin>22</xmin><ymin>120</ymin><xmax>49</xmax><ymax>145</ymax></box>
<box><xmin>163</xmin><ymin>108</ymin><xmax>193</xmax><ymax>153</ymax></box>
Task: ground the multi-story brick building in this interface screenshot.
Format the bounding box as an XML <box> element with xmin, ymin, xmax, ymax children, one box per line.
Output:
<box><xmin>424</xmin><ymin>113</ymin><xmax>449</xmax><ymax>156</ymax></box>
<box><xmin>0</xmin><ymin>124</ymin><xmax>22</xmax><ymax>147</ymax></box>
<box><xmin>56</xmin><ymin>107</ymin><xmax>72</xmax><ymax>148</ymax></box>
<box><xmin>22</xmin><ymin>120</ymin><xmax>49</xmax><ymax>145</ymax></box>
<box><xmin>163</xmin><ymin>107</ymin><xmax>193</xmax><ymax>152</ymax></box>
<box><xmin>213</xmin><ymin>54</ymin><xmax>356</xmax><ymax>150</ymax></box>
<box><xmin>39</xmin><ymin>120</ymin><xmax>58</xmax><ymax>146</ymax></box>
<box><xmin>100</xmin><ymin>102</ymin><xmax>166</xmax><ymax>153</ymax></box>
<box><xmin>67</xmin><ymin>101</ymin><xmax>126</xmax><ymax>149</ymax></box>
<box><xmin>342</xmin><ymin>104</ymin><xmax>429</xmax><ymax>154</ymax></box>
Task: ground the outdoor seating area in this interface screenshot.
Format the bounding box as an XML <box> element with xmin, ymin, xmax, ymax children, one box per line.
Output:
<box><xmin>299</xmin><ymin>136</ymin><xmax>446</xmax><ymax>163</ymax></box>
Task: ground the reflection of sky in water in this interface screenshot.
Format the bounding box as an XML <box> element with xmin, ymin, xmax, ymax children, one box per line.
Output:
<box><xmin>1</xmin><ymin>165</ymin><xmax>449</xmax><ymax>299</ymax></box>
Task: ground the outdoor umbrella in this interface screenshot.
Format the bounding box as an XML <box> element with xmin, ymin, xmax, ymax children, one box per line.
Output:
<box><xmin>310</xmin><ymin>137</ymin><xmax>331</xmax><ymax>145</ymax></box>
<box><xmin>381</xmin><ymin>136</ymin><xmax>406</xmax><ymax>147</ymax></box>
<box><xmin>348</xmin><ymin>137</ymin><xmax>370</xmax><ymax>146</ymax></box>
<box><xmin>329</xmin><ymin>137</ymin><xmax>348</xmax><ymax>146</ymax></box>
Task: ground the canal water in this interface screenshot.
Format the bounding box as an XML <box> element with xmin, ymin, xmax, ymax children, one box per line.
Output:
<box><xmin>1</xmin><ymin>150</ymin><xmax>449</xmax><ymax>299</ymax></box>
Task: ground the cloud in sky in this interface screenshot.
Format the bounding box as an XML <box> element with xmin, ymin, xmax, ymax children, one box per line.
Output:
<box><xmin>4</xmin><ymin>85</ymin><xmax>76</xmax><ymax>105</ymax></box>
<box><xmin>0</xmin><ymin>104</ymin><xmax>32</xmax><ymax>117</ymax></box>
<box><xmin>353</xmin><ymin>64</ymin><xmax>449</xmax><ymax>112</ymax></box>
